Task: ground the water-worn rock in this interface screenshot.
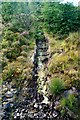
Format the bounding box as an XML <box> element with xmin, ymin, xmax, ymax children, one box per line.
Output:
<box><xmin>5</xmin><ymin>91</ymin><xmax>13</xmax><ymax>98</ymax></box>
<box><xmin>34</xmin><ymin>103</ymin><xmax>38</xmax><ymax>108</ymax></box>
<box><xmin>54</xmin><ymin>101</ymin><xmax>60</xmax><ymax>110</ymax></box>
<box><xmin>63</xmin><ymin>87</ymin><xmax>78</xmax><ymax>97</ymax></box>
<box><xmin>52</xmin><ymin>111</ymin><xmax>58</xmax><ymax>118</ymax></box>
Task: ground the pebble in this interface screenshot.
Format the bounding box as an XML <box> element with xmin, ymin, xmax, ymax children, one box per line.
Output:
<box><xmin>39</xmin><ymin>105</ymin><xmax>42</xmax><ymax>109</ymax></box>
<box><xmin>14</xmin><ymin>116</ymin><xmax>17</xmax><ymax>119</ymax></box>
<box><xmin>52</xmin><ymin>111</ymin><xmax>58</xmax><ymax>118</ymax></box>
<box><xmin>3</xmin><ymin>87</ymin><xmax>8</xmax><ymax>92</ymax></box>
<box><xmin>54</xmin><ymin>101</ymin><xmax>60</xmax><ymax>110</ymax></box>
<box><xmin>17</xmin><ymin>113</ymin><xmax>20</xmax><ymax>117</ymax></box>
<box><xmin>34</xmin><ymin>103</ymin><xmax>38</xmax><ymax>108</ymax></box>
<box><xmin>5</xmin><ymin>91</ymin><xmax>13</xmax><ymax>98</ymax></box>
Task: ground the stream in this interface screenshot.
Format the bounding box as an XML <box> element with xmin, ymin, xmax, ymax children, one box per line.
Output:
<box><xmin>1</xmin><ymin>35</ymin><xmax>79</xmax><ymax>120</ymax></box>
<box><xmin>1</xmin><ymin>36</ymin><xmax>60</xmax><ymax>119</ymax></box>
<box><xmin>1</xmin><ymin>31</ymin><xmax>79</xmax><ymax>120</ymax></box>
<box><xmin>12</xmin><ymin>36</ymin><xmax>54</xmax><ymax>119</ymax></box>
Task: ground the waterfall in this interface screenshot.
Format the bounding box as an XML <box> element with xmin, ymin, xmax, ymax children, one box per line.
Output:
<box><xmin>11</xmin><ymin>35</ymin><xmax>51</xmax><ymax>119</ymax></box>
<box><xmin>33</xmin><ymin>36</ymin><xmax>50</xmax><ymax>104</ymax></box>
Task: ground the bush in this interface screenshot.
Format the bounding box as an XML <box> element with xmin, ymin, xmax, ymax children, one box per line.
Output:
<box><xmin>61</xmin><ymin>94</ymin><xmax>77</xmax><ymax>110</ymax></box>
<box><xmin>49</xmin><ymin>78</ymin><xmax>65</xmax><ymax>95</ymax></box>
<box><xmin>34</xmin><ymin>29</ymin><xmax>45</xmax><ymax>42</ymax></box>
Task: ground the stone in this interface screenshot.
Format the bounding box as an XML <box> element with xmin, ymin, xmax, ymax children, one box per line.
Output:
<box><xmin>20</xmin><ymin>115</ymin><xmax>25</xmax><ymax>119</ymax></box>
<box><xmin>4</xmin><ymin>103</ymin><xmax>11</xmax><ymax>111</ymax></box>
<box><xmin>39</xmin><ymin>105</ymin><xmax>42</xmax><ymax>109</ymax></box>
<box><xmin>10</xmin><ymin>103</ymin><xmax>14</xmax><ymax>107</ymax></box>
<box><xmin>16</xmin><ymin>113</ymin><xmax>20</xmax><ymax>117</ymax></box>
<box><xmin>34</xmin><ymin>113</ymin><xmax>38</xmax><ymax>117</ymax></box>
<box><xmin>3</xmin><ymin>97</ymin><xmax>8</xmax><ymax>102</ymax></box>
<box><xmin>72</xmin><ymin>87</ymin><xmax>78</xmax><ymax>95</ymax></box>
<box><xmin>14</xmin><ymin>115</ymin><xmax>17</xmax><ymax>119</ymax></box>
<box><xmin>2</xmin><ymin>85</ymin><xmax>6</xmax><ymax>88</ymax></box>
<box><xmin>20</xmin><ymin>112</ymin><xmax>23</xmax><ymax>116</ymax></box>
<box><xmin>38</xmin><ymin>112</ymin><xmax>46</xmax><ymax>118</ymax></box>
<box><xmin>5</xmin><ymin>91</ymin><xmax>13</xmax><ymax>98</ymax></box>
<box><xmin>28</xmin><ymin>113</ymin><xmax>34</xmax><ymax>118</ymax></box>
<box><xmin>3</xmin><ymin>102</ymin><xmax>9</xmax><ymax>108</ymax></box>
<box><xmin>7</xmin><ymin>98</ymin><xmax>14</xmax><ymax>103</ymax></box>
<box><xmin>34</xmin><ymin>103</ymin><xmax>38</xmax><ymax>108</ymax></box>
<box><xmin>3</xmin><ymin>87</ymin><xmax>8</xmax><ymax>92</ymax></box>
<box><xmin>63</xmin><ymin>90</ymin><xmax>68</xmax><ymax>97</ymax></box>
<box><xmin>54</xmin><ymin>101</ymin><xmax>60</xmax><ymax>110</ymax></box>
<box><xmin>52</xmin><ymin>111</ymin><xmax>58</xmax><ymax>118</ymax></box>
<box><xmin>33</xmin><ymin>99</ymin><xmax>36</xmax><ymax>103</ymax></box>
<box><xmin>7</xmin><ymin>84</ymin><xmax>11</xmax><ymax>89</ymax></box>
<box><xmin>63</xmin><ymin>87</ymin><xmax>78</xmax><ymax>98</ymax></box>
<box><xmin>42</xmin><ymin>96</ymin><xmax>49</xmax><ymax>104</ymax></box>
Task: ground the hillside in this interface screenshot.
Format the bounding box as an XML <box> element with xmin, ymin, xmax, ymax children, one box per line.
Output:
<box><xmin>0</xmin><ymin>2</ymin><xmax>80</xmax><ymax>120</ymax></box>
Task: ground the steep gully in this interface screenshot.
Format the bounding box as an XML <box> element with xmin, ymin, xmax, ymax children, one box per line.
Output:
<box><xmin>2</xmin><ymin>36</ymin><xmax>59</xmax><ymax>120</ymax></box>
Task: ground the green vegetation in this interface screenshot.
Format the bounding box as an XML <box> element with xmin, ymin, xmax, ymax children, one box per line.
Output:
<box><xmin>0</xmin><ymin>79</ymin><xmax>2</xmax><ymax>85</ymax></box>
<box><xmin>0</xmin><ymin>1</ymin><xmax>79</xmax><ymax>92</ymax></box>
<box><xmin>0</xmin><ymin>2</ymin><xmax>34</xmax><ymax>90</ymax></box>
<box><xmin>1</xmin><ymin>28</ymin><xmax>34</xmax><ymax>88</ymax></box>
<box><xmin>0</xmin><ymin>1</ymin><xmax>80</xmax><ymax>119</ymax></box>
<box><xmin>41</xmin><ymin>2</ymin><xmax>80</xmax><ymax>38</ymax></box>
<box><xmin>1</xmin><ymin>2</ymin><xmax>80</xmax><ymax>37</ymax></box>
<box><xmin>61</xmin><ymin>94</ymin><xmax>77</xmax><ymax>110</ymax></box>
<box><xmin>49</xmin><ymin>78</ymin><xmax>65</xmax><ymax>95</ymax></box>
<box><xmin>48</xmin><ymin>32</ymin><xmax>79</xmax><ymax>89</ymax></box>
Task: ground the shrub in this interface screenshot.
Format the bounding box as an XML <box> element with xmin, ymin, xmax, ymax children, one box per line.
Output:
<box><xmin>34</xmin><ymin>29</ymin><xmax>45</xmax><ymax>42</ymax></box>
<box><xmin>61</xmin><ymin>94</ymin><xmax>77</xmax><ymax>110</ymax></box>
<box><xmin>49</xmin><ymin>78</ymin><xmax>65</xmax><ymax>95</ymax></box>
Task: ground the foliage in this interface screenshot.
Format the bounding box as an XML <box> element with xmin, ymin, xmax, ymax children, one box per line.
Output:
<box><xmin>2</xmin><ymin>59</ymin><xmax>33</xmax><ymax>87</ymax></box>
<box><xmin>1</xmin><ymin>27</ymin><xmax>34</xmax><ymax>88</ymax></box>
<box><xmin>1</xmin><ymin>2</ymin><xmax>33</xmax><ymax>31</ymax></box>
<box><xmin>1</xmin><ymin>29</ymin><xmax>34</xmax><ymax>62</ymax></box>
<box><xmin>34</xmin><ymin>30</ymin><xmax>45</xmax><ymax>42</ymax></box>
<box><xmin>49</xmin><ymin>78</ymin><xmax>65</xmax><ymax>95</ymax></box>
<box><xmin>1</xmin><ymin>2</ymin><xmax>16</xmax><ymax>22</ymax></box>
<box><xmin>41</xmin><ymin>2</ymin><xmax>80</xmax><ymax>37</ymax></box>
<box><xmin>61</xmin><ymin>94</ymin><xmax>77</xmax><ymax>111</ymax></box>
<box><xmin>1</xmin><ymin>2</ymin><xmax>80</xmax><ymax>38</ymax></box>
<box><xmin>48</xmin><ymin>32</ymin><xmax>79</xmax><ymax>88</ymax></box>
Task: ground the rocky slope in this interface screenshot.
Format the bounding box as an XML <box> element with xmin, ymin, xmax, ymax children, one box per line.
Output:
<box><xmin>0</xmin><ymin>31</ymin><xmax>80</xmax><ymax>120</ymax></box>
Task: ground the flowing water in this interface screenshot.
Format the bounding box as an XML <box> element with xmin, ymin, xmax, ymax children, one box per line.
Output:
<box><xmin>1</xmin><ymin>36</ymin><xmax>50</xmax><ymax>120</ymax></box>
<box><xmin>1</xmin><ymin>35</ymin><xmax>79</xmax><ymax>120</ymax></box>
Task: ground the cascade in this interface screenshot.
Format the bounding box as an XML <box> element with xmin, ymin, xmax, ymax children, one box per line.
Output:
<box><xmin>34</xmin><ymin>36</ymin><xmax>50</xmax><ymax>104</ymax></box>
